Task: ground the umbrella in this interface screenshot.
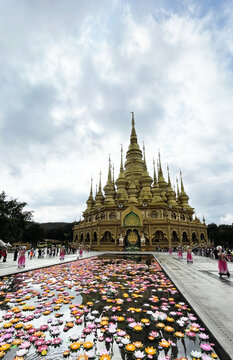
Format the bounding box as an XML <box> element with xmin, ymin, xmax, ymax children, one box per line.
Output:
<box><xmin>0</xmin><ymin>239</ymin><xmax>7</xmax><ymax>247</ymax></box>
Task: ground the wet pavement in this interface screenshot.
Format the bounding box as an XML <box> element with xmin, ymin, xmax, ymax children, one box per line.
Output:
<box><xmin>0</xmin><ymin>251</ymin><xmax>232</xmax><ymax>358</ymax></box>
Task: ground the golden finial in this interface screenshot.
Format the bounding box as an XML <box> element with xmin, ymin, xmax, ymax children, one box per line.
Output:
<box><xmin>98</xmin><ymin>171</ymin><xmax>102</xmax><ymax>192</ymax></box>
<box><xmin>180</xmin><ymin>169</ymin><xmax>185</xmax><ymax>192</ymax></box>
<box><xmin>108</xmin><ymin>155</ymin><xmax>112</xmax><ymax>181</ymax></box>
<box><xmin>153</xmin><ymin>158</ymin><xmax>157</xmax><ymax>182</ymax></box>
<box><xmin>167</xmin><ymin>164</ymin><xmax>171</xmax><ymax>185</ymax></box>
<box><xmin>90</xmin><ymin>177</ymin><xmax>93</xmax><ymax>196</ymax></box>
<box><xmin>131</xmin><ymin>111</ymin><xmax>135</xmax><ymax>127</ymax></box>
<box><xmin>112</xmin><ymin>163</ymin><xmax>115</xmax><ymax>183</ymax></box>
<box><xmin>176</xmin><ymin>177</ymin><xmax>180</xmax><ymax>196</ymax></box>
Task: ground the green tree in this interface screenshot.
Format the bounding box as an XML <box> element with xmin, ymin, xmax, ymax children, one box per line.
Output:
<box><xmin>22</xmin><ymin>223</ymin><xmax>45</xmax><ymax>247</ymax></box>
<box><xmin>0</xmin><ymin>191</ymin><xmax>33</xmax><ymax>243</ymax></box>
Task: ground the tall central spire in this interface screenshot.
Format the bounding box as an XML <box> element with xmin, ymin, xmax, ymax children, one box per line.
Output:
<box><xmin>130</xmin><ymin>112</ymin><xmax>137</xmax><ymax>144</ymax></box>
<box><xmin>125</xmin><ymin>113</ymin><xmax>144</xmax><ymax>186</ymax></box>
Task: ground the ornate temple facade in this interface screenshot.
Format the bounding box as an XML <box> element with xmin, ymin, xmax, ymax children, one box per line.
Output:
<box><xmin>73</xmin><ymin>114</ymin><xmax>208</xmax><ymax>251</ymax></box>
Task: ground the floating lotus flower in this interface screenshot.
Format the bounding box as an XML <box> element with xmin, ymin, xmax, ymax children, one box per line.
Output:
<box><xmin>159</xmin><ymin>339</ymin><xmax>170</xmax><ymax>348</ymax></box>
<box><xmin>164</xmin><ymin>325</ymin><xmax>174</xmax><ymax>332</ymax></box>
<box><xmin>133</xmin><ymin>349</ymin><xmax>145</xmax><ymax>359</ymax></box>
<box><xmin>63</xmin><ymin>350</ymin><xmax>70</xmax><ymax>357</ymax></box>
<box><xmin>99</xmin><ymin>350</ymin><xmax>111</xmax><ymax>360</ymax></box>
<box><xmin>70</xmin><ymin>342</ymin><xmax>81</xmax><ymax>351</ymax></box>
<box><xmin>125</xmin><ymin>343</ymin><xmax>136</xmax><ymax>352</ymax></box>
<box><xmin>145</xmin><ymin>346</ymin><xmax>156</xmax><ymax>355</ymax></box>
<box><xmin>186</xmin><ymin>331</ymin><xmax>196</xmax><ymax>338</ymax></box>
<box><xmin>174</xmin><ymin>331</ymin><xmax>185</xmax><ymax>338</ymax></box>
<box><xmin>133</xmin><ymin>341</ymin><xmax>143</xmax><ymax>348</ymax></box>
<box><xmin>83</xmin><ymin>341</ymin><xmax>94</xmax><ymax>349</ymax></box>
<box><xmin>200</xmin><ymin>343</ymin><xmax>212</xmax><ymax>352</ymax></box>
<box><xmin>0</xmin><ymin>343</ymin><xmax>11</xmax><ymax>352</ymax></box>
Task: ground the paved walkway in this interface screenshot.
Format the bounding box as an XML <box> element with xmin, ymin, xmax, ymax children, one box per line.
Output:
<box><xmin>155</xmin><ymin>252</ymin><xmax>233</xmax><ymax>359</ymax></box>
<box><xmin>0</xmin><ymin>251</ymin><xmax>232</xmax><ymax>358</ymax></box>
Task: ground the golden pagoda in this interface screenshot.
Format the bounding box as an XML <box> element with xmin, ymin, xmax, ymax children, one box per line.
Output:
<box><xmin>73</xmin><ymin>113</ymin><xmax>208</xmax><ymax>251</ymax></box>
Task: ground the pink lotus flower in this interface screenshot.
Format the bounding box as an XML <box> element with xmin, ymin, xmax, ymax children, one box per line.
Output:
<box><xmin>52</xmin><ymin>337</ymin><xmax>62</xmax><ymax>345</ymax></box>
<box><xmin>200</xmin><ymin>343</ymin><xmax>212</xmax><ymax>352</ymax></box>
<box><xmin>199</xmin><ymin>333</ymin><xmax>209</xmax><ymax>340</ymax></box>
<box><xmin>20</xmin><ymin>341</ymin><xmax>31</xmax><ymax>349</ymax></box>
<box><xmin>38</xmin><ymin>345</ymin><xmax>48</xmax><ymax>353</ymax></box>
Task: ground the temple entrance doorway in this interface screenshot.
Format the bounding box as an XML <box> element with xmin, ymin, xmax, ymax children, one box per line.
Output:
<box><xmin>125</xmin><ymin>229</ymin><xmax>140</xmax><ymax>251</ymax></box>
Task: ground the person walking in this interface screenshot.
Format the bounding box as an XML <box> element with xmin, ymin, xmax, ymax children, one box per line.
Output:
<box><xmin>187</xmin><ymin>247</ymin><xmax>193</xmax><ymax>263</ymax></box>
<box><xmin>18</xmin><ymin>247</ymin><xmax>26</xmax><ymax>268</ymax></box>
<box><xmin>60</xmin><ymin>247</ymin><xmax>65</xmax><ymax>261</ymax></box>
<box><xmin>178</xmin><ymin>246</ymin><xmax>183</xmax><ymax>260</ymax></box>
<box><xmin>217</xmin><ymin>246</ymin><xmax>230</xmax><ymax>278</ymax></box>
<box><xmin>13</xmin><ymin>247</ymin><xmax>18</xmax><ymax>261</ymax></box>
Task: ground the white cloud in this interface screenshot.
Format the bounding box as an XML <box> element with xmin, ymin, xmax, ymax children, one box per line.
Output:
<box><xmin>0</xmin><ymin>0</ymin><xmax>233</xmax><ymax>225</ymax></box>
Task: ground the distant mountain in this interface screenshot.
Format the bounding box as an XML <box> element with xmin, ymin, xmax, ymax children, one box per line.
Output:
<box><xmin>40</xmin><ymin>222</ymin><xmax>72</xmax><ymax>231</ymax></box>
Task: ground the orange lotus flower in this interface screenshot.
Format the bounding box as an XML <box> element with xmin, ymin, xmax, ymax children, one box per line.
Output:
<box><xmin>0</xmin><ymin>351</ymin><xmax>5</xmax><ymax>358</ymax></box>
<box><xmin>70</xmin><ymin>342</ymin><xmax>81</xmax><ymax>350</ymax></box>
<box><xmin>211</xmin><ymin>354</ymin><xmax>218</xmax><ymax>359</ymax></box>
<box><xmin>134</xmin><ymin>308</ymin><xmax>142</xmax><ymax>312</ymax></box>
<box><xmin>100</xmin><ymin>320</ymin><xmax>108</xmax><ymax>326</ymax></box>
<box><xmin>83</xmin><ymin>341</ymin><xmax>94</xmax><ymax>349</ymax></box>
<box><xmin>12</xmin><ymin>339</ymin><xmax>23</xmax><ymax>346</ymax></box>
<box><xmin>190</xmin><ymin>326</ymin><xmax>199</xmax><ymax>332</ymax></box>
<box><xmin>0</xmin><ymin>344</ymin><xmax>11</xmax><ymax>352</ymax></box>
<box><xmin>133</xmin><ymin>341</ymin><xmax>143</xmax><ymax>348</ymax></box>
<box><xmin>3</xmin><ymin>322</ymin><xmax>13</xmax><ymax>328</ymax></box>
<box><xmin>125</xmin><ymin>344</ymin><xmax>136</xmax><ymax>352</ymax></box>
<box><xmin>117</xmin><ymin>316</ymin><xmax>125</xmax><ymax>322</ymax></box>
<box><xmin>174</xmin><ymin>331</ymin><xmax>185</xmax><ymax>338</ymax></box>
<box><xmin>24</xmin><ymin>324</ymin><xmax>33</xmax><ymax>330</ymax></box>
<box><xmin>156</xmin><ymin>322</ymin><xmax>165</xmax><ymax>328</ymax></box>
<box><xmin>166</xmin><ymin>317</ymin><xmax>175</xmax><ymax>322</ymax></box>
<box><xmin>141</xmin><ymin>318</ymin><xmax>150</xmax><ymax>324</ymax></box>
<box><xmin>63</xmin><ymin>350</ymin><xmax>70</xmax><ymax>357</ymax></box>
<box><xmin>99</xmin><ymin>353</ymin><xmax>111</xmax><ymax>360</ymax></box>
<box><xmin>133</xmin><ymin>325</ymin><xmax>143</xmax><ymax>331</ymax></box>
<box><xmin>14</xmin><ymin>323</ymin><xmax>23</xmax><ymax>329</ymax></box>
<box><xmin>28</xmin><ymin>305</ymin><xmax>35</xmax><ymax>311</ymax></box>
<box><xmin>54</xmin><ymin>305</ymin><xmax>61</xmax><ymax>310</ymax></box>
<box><xmin>145</xmin><ymin>346</ymin><xmax>156</xmax><ymax>355</ymax></box>
<box><xmin>66</xmin><ymin>322</ymin><xmax>74</xmax><ymax>328</ymax></box>
<box><xmin>13</xmin><ymin>357</ymin><xmax>25</xmax><ymax>360</ymax></box>
<box><xmin>43</xmin><ymin>310</ymin><xmax>51</xmax><ymax>315</ymax></box>
<box><xmin>159</xmin><ymin>340</ymin><xmax>170</xmax><ymax>348</ymax></box>
<box><xmin>11</xmin><ymin>318</ymin><xmax>20</xmax><ymax>324</ymax></box>
<box><xmin>164</xmin><ymin>326</ymin><xmax>174</xmax><ymax>332</ymax></box>
<box><xmin>34</xmin><ymin>331</ymin><xmax>45</xmax><ymax>337</ymax></box>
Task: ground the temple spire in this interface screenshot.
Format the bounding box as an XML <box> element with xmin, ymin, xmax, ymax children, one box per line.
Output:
<box><xmin>120</xmin><ymin>144</ymin><xmax>123</xmax><ymax>171</ymax></box>
<box><xmin>180</xmin><ymin>169</ymin><xmax>185</xmax><ymax>192</ymax></box>
<box><xmin>98</xmin><ymin>171</ymin><xmax>102</xmax><ymax>192</ymax></box>
<box><xmin>130</xmin><ymin>111</ymin><xmax>138</xmax><ymax>145</ymax></box>
<box><xmin>90</xmin><ymin>177</ymin><xmax>93</xmax><ymax>197</ymax></box>
<box><xmin>167</xmin><ymin>165</ymin><xmax>171</xmax><ymax>186</ymax></box>
<box><xmin>108</xmin><ymin>155</ymin><xmax>112</xmax><ymax>182</ymax></box>
<box><xmin>153</xmin><ymin>158</ymin><xmax>157</xmax><ymax>183</ymax></box>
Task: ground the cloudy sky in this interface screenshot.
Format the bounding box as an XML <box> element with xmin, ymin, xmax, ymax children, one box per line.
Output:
<box><xmin>1</xmin><ymin>0</ymin><xmax>233</xmax><ymax>225</ymax></box>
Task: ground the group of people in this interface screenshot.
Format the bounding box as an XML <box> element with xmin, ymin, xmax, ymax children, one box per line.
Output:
<box><xmin>169</xmin><ymin>245</ymin><xmax>230</xmax><ymax>278</ymax></box>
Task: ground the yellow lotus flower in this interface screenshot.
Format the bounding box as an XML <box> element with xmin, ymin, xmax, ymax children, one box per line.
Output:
<box><xmin>99</xmin><ymin>354</ymin><xmax>111</xmax><ymax>360</ymax></box>
<box><xmin>156</xmin><ymin>322</ymin><xmax>165</xmax><ymax>328</ymax></box>
<box><xmin>133</xmin><ymin>341</ymin><xmax>143</xmax><ymax>348</ymax></box>
<box><xmin>145</xmin><ymin>346</ymin><xmax>156</xmax><ymax>355</ymax></box>
<box><xmin>70</xmin><ymin>342</ymin><xmax>81</xmax><ymax>350</ymax></box>
<box><xmin>3</xmin><ymin>322</ymin><xmax>12</xmax><ymax>328</ymax></box>
<box><xmin>164</xmin><ymin>326</ymin><xmax>174</xmax><ymax>332</ymax></box>
<box><xmin>159</xmin><ymin>339</ymin><xmax>170</xmax><ymax>348</ymax></box>
<box><xmin>0</xmin><ymin>344</ymin><xmax>11</xmax><ymax>352</ymax></box>
<box><xmin>174</xmin><ymin>331</ymin><xmax>185</xmax><ymax>338</ymax></box>
<box><xmin>125</xmin><ymin>344</ymin><xmax>136</xmax><ymax>352</ymax></box>
<box><xmin>83</xmin><ymin>341</ymin><xmax>94</xmax><ymax>349</ymax></box>
<box><xmin>133</xmin><ymin>325</ymin><xmax>143</xmax><ymax>331</ymax></box>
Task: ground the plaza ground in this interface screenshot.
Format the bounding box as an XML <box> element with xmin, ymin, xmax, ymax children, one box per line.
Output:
<box><xmin>0</xmin><ymin>251</ymin><xmax>232</xmax><ymax>359</ymax></box>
